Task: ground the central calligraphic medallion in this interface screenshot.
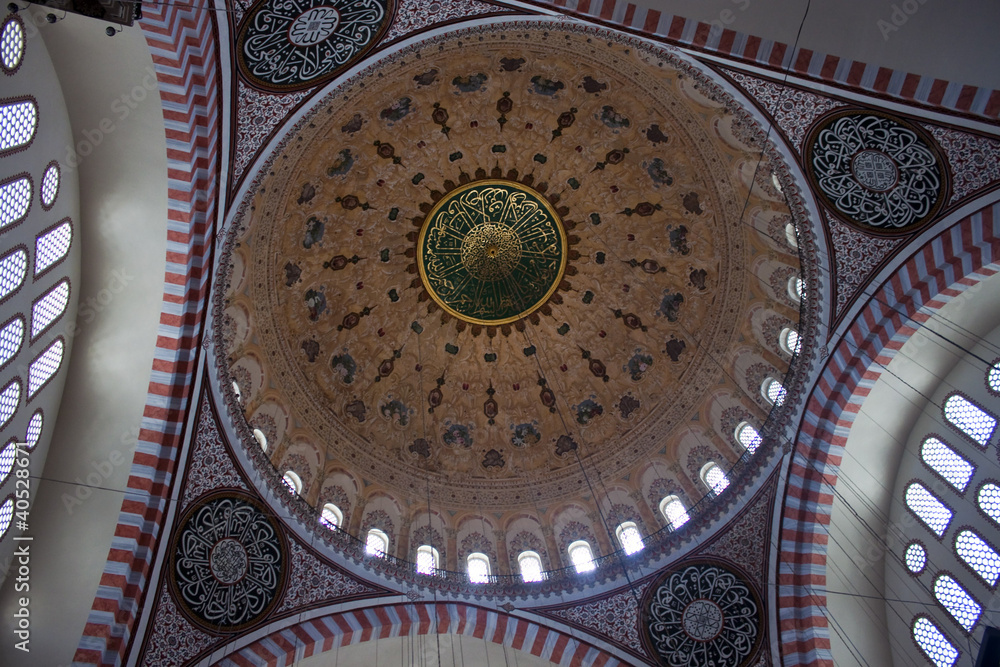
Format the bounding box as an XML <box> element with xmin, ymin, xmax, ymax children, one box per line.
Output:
<box><xmin>418</xmin><ymin>180</ymin><xmax>566</xmax><ymax>325</ymax></box>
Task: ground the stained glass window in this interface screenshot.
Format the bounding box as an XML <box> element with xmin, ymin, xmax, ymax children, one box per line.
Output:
<box><xmin>24</xmin><ymin>410</ymin><xmax>41</xmax><ymax>450</ymax></box>
<box><xmin>702</xmin><ymin>462</ymin><xmax>730</xmax><ymax>496</ymax></box>
<box><xmin>1</xmin><ymin>17</ymin><xmax>25</xmax><ymax>73</ymax></box>
<box><xmin>0</xmin><ymin>497</ymin><xmax>12</xmax><ymax>541</ymax></box>
<box><xmin>989</xmin><ymin>361</ymin><xmax>1000</xmax><ymax>394</ymax></box>
<box><xmin>0</xmin><ymin>176</ymin><xmax>30</xmax><ymax>231</ymax></box>
<box><xmin>955</xmin><ymin>530</ymin><xmax>1000</xmax><ymax>586</ymax></box>
<box><xmin>905</xmin><ymin>542</ymin><xmax>926</xmax><ymax>574</ymax></box>
<box><xmin>0</xmin><ymin>379</ymin><xmax>18</xmax><ymax>428</ymax></box>
<box><xmin>0</xmin><ymin>316</ymin><xmax>23</xmax><ymax>369</ymax></box>
<box><xmin>933</xmin><ymin>574</ymin><xmax>981</xmax><ymax>631</ymax></box>
<box><xmin>920</xmin><ymin>437</ymin><xmax>974</xmax><ymax>492</ymax></box>
<box><xmin>763</xmin><ymin>377</ymin><xmax>787</xmax><ymax>405</ymax></box>
<box><xmin>518</xmin><ymin>551</ymin><xmax>544</xmax><ymax>583</ymax></box>
<box><xmin>943</xmin><ymin>394</ymin><xmax>996</xmax><ymax>446</ymax></box>
<box><xmin>979</xmin><ymin>483</ymin><xmax>1000</xmax><ymax>526</ymax></box>
<box><xmin>40</xmin><ymin>163</ymin><xmax>59</xmax><ymax>208</ymax></box>
<box><xmin>366</xmin><ymin>528</ymin><xmax>388</xmax><ymax>557</ymax></box>
<box><xmin>0</xmin><ymin>440</ymin><xmax>16</xmax><ymax>486</ymax></box>
<box><xmin>281</xmin><ymin>470</ymin><xmax>302</xmax><ymax>495</ymax></box>
<box><xmin>34</xmin><ymin>221</ymin><xmax>72</xmax><ymax>277</ymax></box>
<box><xmin>31</xmin><ymin>280</ymin><xmax>70</xmax><ymax>340</ymax></box>
<box><xmin>568</xmin><ymin>540</ymin><xmax>596</xmax><ymax>573</ymax></box>
<box><xmin>0</xmin><ymin>248</ymin><xmax>27</xmax><ymax>301</ymax></box>
<box><xmin>905</xmin><ymin>482</ymin><xmax>953</xmax><ymax>537</ymax></box>
<box><xmin>736</xmin><ymin>422</ymin><xmax>762</xmax><ymax>454</ymax></box>
<box><xmin>0</xmin><ymin>99</ymin><xmax>36</xmax><ymax>153</ymax></box>
<box><xmin>319</xmin><ymin>503</ymin><xmax>342</xmax><ymax>529</ymax></box>
<box><xmin>912</xmin><ymin>616</ymin><xmax>959</xmax><ymax>667</ymax></box>
<box><xmin>780</xmin><ymin>328</ymin><xmax>802</xmax><ymax>355</ymax></box>
<box><xmin>416</xmin><ymin>545</ymin><xmax>439</xmax><ymax>575</ymax></box>
<box><xmin>659</xmin><ymin>496</ymin><xmax>690</xmax><ymax>530</ymax></box>
<box><xmin>616</xmin><ymin>521</ymin><xmax>644</xmax><ymax>555</ymax></box>
<box><xmin>467</xmin><ymin>552</ymin><xmax>490</xmax><ymax>582</ymax></box>
<box><xmin>27</xmin><ymin>339</ymin><xmax>63</xmax><ymax>397</ymax></box>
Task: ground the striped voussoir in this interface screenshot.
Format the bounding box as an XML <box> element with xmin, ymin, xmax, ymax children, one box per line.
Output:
<box><xmin>533</xmin><ymin>0</ymin><xmax>999</xmax><ymax>120</ymax></box>
<box><xmin>214</xmin><ymin>602</ymin><xmax>624</xmax><ymax>667</ymax></box>
<box><xmin>777</xmin><ymin>201</ymin><xmax>1000</xmax><ymax>666</ymax></box>
<box><xmin>71</xmin><ymin>4</ymin><xmax>220</xmax><ymax>667</ymax></box>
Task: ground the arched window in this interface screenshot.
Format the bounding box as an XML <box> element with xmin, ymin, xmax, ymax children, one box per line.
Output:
<box><xmin>784</xmin><ymin>221</ymin><xmax>798</xmax><ymax>249</ymax></box>
<box><xmin>28</xmin><ymin>338</ymin><xmax>63</xmax><ymax>398</ymax></box>
<box><xmin>954</xmin><ymin>530</ymin><xmax>1000</xmax><ymax>586</ymax></box>
<box><xmin>415</xmin><ymin>545</ymin><xmax>439</xmax><ymax>575</ymax></box>
<box><xmin>25</xmin><ymin>410</ymin><xmax>41</xmax><ymax>450</ymax></box>
<box><xmin>0</xmin><ymin>379</ymin><xmax>19</xmax><ymax>429</ymax></box>
<box><xmin>0</xmin><ymin>175</ymin><xmax>30</xmax><ymax>231</ymax></box>
<box><xmin>518</xmin><ymin>550</ymin><xmax>544</xmax><ymax>583</ymax></box>
<box><xmin>34</xmin><ymin>220</ymin><xmax>72</xmax><ymax>277</ymax></box>
<box><xmin>0</xmin><ymin>99</ymin><xmax>37</xmax><ymax>154</ymax></box>
<box><xmin>0</xmin><ymin>315</ymin><xmax>23</xmax><ymax>370</ymax></box>
<box><xmin>912</xmin><ymin>616</ymin><xmax>959</xmax><ymax>667</ymax></box>
<box><xmin>920</xmin><ymin>437</ymin><xmax>974</xmax><ymax>492</ymax></box>
<box><xmin>779</xmin><ymin>327</ymin><xmax>801</xmax><ymax>356</ymax></box>
<box><xmin>0</xmin><ymin>496</ymin><xmax>12</xmax><ymax>541</ymax></box>
<box><xmin>1</xmin><ymin>16</ymin><xmax>25</xmax><ymax>74</ymax></box>
<box><xmin>659</xmin><ymin>495</ymin><xmax>690</xmax><ymax>530</ymax></box>
<box><xmin>615</xmin><ymin>521</ymin><xmax>644</xmax><ymax>555</ymax></box>
<box><xmin>788</xmin><ymin>276</ymin><xmax>804</xmax><ymax>303</ymax></box>
<box><xmin>40</xmin><ymin>163</ymin><xmax>59</xmax><ymax>209</ymax></box>
<box><xmin>281</xmin><ymin>470</ymin><xmax>302</xmax><ymax>495</ymax></box>
<box><xmin>978</xmin><ymin>483</ymin><xmax>1000</xmax><ymax>526</ymax></box>
<box><xmin>0</xmin><ymin>247</ymin><xmax>27</xmax><ymax>301</ymax></box>
<box><xmin>0</xmin><ymin>440</ymin><xmax>16</xmax><ymax>486</ymax></box>
<box><xmin>701</xmin><ymin>462</ymin><xmax>730</xmax><ymax>496</ymax></box>
<box><xmin>762</xmin><ymin>377</ymin><xmax>786</xmax><ymax>406</ymax></box>
<box><xmin>319</xmin><ymin>503</ymin><xmax>342</xmax><ymax>529</ymax></box>
<box><xmin>568</xmin><ymin>540</ymin><xmax>596</xmax><ymax>573</ymax></box>
<box><xmin>989</xmin><ymin>361</ymin><xmax>1000</xmax><ymax>394</ymax></box>
<box><xmin>735</xmin><ymin>422</ymin><xmax>762</xmax><ymax>454</ymax></box>
<box><xmin>905</xmin><ymin>542</ymin><xmax>927</xmax><ymax>574</ymax></box>
<box><xmin>943</xmin><ymin>394</ymin><xmax>997</xmax><ymax>447</ymax></box>
<box><xmin>31</xmin><ymin>280</ymin><xmax>70</xmax><ymax>340</ymax></box>
<box><xmin>933</xmin><ymin>574</ymin><xmax>981</xmax><ymax>631</ymax></box>
<box><xmin>252</xmin><ymin>428</ymin><xmax>267</xmax><ymax>451</ymax></box>
<box><xmin>905</xmin><ymin>482</ymin><xmax>953</xmax><ymax>537</ymax></box>
<box><xmin>365</xmin><ymin>528</ymin><xmax>388</xmax><ymax>557</ymax></box>
<box><xmin>467</xmin><ymin>552</ymin><xmax>490</xmax><ymax>583</ymax></box>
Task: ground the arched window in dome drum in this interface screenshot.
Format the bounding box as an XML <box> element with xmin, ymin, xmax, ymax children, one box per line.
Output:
<box><xmin>933</xmin><ymin>574</ymin><xmax>981</xmax><ymax>632</ymax></box>
<box><xmin>779</xmin><ymin>327</ymin><xmax>802</xmax><ymax>356</ymax></box>
<box><xmin>0</xmin><ymin>440</ymin><xmax>16</xmax><ymax>487</ymax></box>
<box><xmin>905</xmin><ymin>482</ymin><xmax>953</xmax><ymax>537</ymax></box>
<box><xmin>27</xmin><ymin>338</ymin><xmax>63</xmax><ymax>398</ymax></box>
<box><xmin>281</xmin><ymin>470</ymin><xmax>302</xmax><ymax>495</ymax></box>
<box><xmin>659</xmin><ymin>495</ymin><xmax>689</xmax><ymax>529</ymax></box>
<box><xmin>762</xmin><ymin>377</ymin><xmax>786</xmax><ymax>406</ymax></box>
<box><xmin>788</xmin><ymin>275</ymin><xmax>804</xmax><ymax>303</ymax></box>
<box><xmin>467</xmin><ymin>552</ymin><xmax>490</xmax><ymax>583</ymax></box>
<box><xmin>920</xmin><ymin>437</ymin><xmax>974</xmax><ymax>492</ymax></box>
<box><xmin>568</xmin><ymin>540</ymin><xmax>596</xmax><ymax>573</ymax></box>
<box><xmin>24</xmin><ymin>410</ymin><xmax>41</xmax><ymax>450</ymax></box>
<box><xmin>0</xmin><ymin>379</ymin><xmax>18</xmax><ymax>429</ymax></box>
<box><xmin>942</xmin><ymin>394</ymin><xmax>996</xmax><ymax>447</ymax></box>
<box><xmin>990</xmin><ymin>361</ymin><xmax>1000</xmax><ymax>395</ymax></box>
<box><xmin>34</xmin><ymin>220</ymin><xmax>72</xmax><ymax>277</ymax></box>
<box><xmin>978</xmin><ymin>483</ymin><xmax>1000</xmax><ymax>526</ymax></box>
<box><xmin>1</xmin><ymin>16</ymin><xmax>25</xmax><ymax>74</ymax></box>
<box><xmin>954</xmin><ymin>530</ymin><xmax>1000</xmax><ymax>586</ymax></box>
<box><xmin>0</xmin><ymin>496</ymin><xmax>12</xmax><ymax>542</ymax></box>
<box><xmin>319</xmin><ymin>503</ymin><xmax>342</xmax><ymax>529</ymax></box>
<box><xmin>905</xmin><ymin>542</ymin><xmax>927</xmax><ymax>574</ymax></box>
<box><xmin>701</xmin><ymin>462</ymin><xmax>730</xmax><ymax>496</ymax></box>
<box><xmin>252</xmin><ymin>428</ymin><xmax>267</xmax><ymax>451</ymax></box>
<box><xmin>518</xmin><ymin>551</ymin><xmax>544</xmax><ymax>583</ymax></box>
<box><xmin>31</xmin><ymin>279</ymin><xmax>70</xmax><ymax>341</ymax></box>
<box><xmin>0</xmin><ymin>98</ymin><xmax>37</xmax><ymax>154</ymax></box>
<box><xmin>735</xmin><ymin>422</ymin><xmax>762</xmax><ymax>454</ymax></box>
<box><xmin>784</xmin><ymin>221</ymin><xmax>798</xmax><ymax>249</ymax></box>
<box><xmin>912</xmin><ymin>616</ymin><xmax>959</xmax><ymax>667</ymax></box>
<box><xmin>365</xmin><ymin>528</ymin><xmax>389</xmax><ymax>558</ymax></box>
<box><xmin>0</xmin><ymin>315</ymin><xmax>23</xmax><ymax>370</ymax></box>
<box><xmin>0</xmin><ymin>175</ymin><xmax>30</xmax><ymax>232</ymax></box>
<box><xmin>0</xmin><ymin>247</ymin><xmax>27</xmax><ymax>302</ymax></box>
<box><xmin>415</xmin><ymin>545</ymin><xmax>439</xmax><ymax>575</ymax></box>
<box><xmin>615</xmin><ymin>521</ymin><xmax>644</xmax><ymax>555</ymax></box>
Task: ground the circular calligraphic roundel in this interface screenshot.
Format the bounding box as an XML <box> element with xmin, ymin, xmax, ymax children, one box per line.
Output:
<box><xmin>641</xmin><ymin>560</ymin><xmax>762</xmax><ymax>666</ymax></box>
<box><xmin>237</xmin><ymin>0</ymin><xmax>393</xmax><ymax>91</ymax></box>
<box><xmin>418</xmin><ymin>180</ymin><xmax>567</xmax><ymax>325</ymax></box>
<box><xmin>805</xmin><ymin>109</ymin><xmax>947</xmax><ymax>234</ymax></box>
<box><xmin>169</xmin><ymin>492</ymin><xmax>287</xmax><ymax>632</ymax></box>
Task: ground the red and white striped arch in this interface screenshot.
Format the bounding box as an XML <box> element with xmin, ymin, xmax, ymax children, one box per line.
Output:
<box><xmin>777</xmin><ymin>200</ymin><xmax>1000</xmax><ymax>666</ymax></box>
<box><xmin>213</xmin><ymin>602</ymin><xmax>626</xmax><ymax>667</ymax></box>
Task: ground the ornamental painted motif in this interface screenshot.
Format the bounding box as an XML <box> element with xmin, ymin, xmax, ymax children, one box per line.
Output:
<box><xmin>806</xmin><ymin>110</ymin><xmax>947</xmax><ymax>234</ymax></box>
<box><xmin>418</xmin><ymin>181</ymin><xmax>567</xmax><ymax>325</ymax></box>
<box><xmin>642</xmin><ymin>560</ymin><xmax>762</xmax><ymax>666</ymax></box>
<box><xmin>169</xmin><ymin>493</ymin><xmax>286</xmax><ymax>632</ymax></box>
<box><xmin>237</xmin><ymin>0</ymin><xmax>392</xmax><ymax>91</ymax></box>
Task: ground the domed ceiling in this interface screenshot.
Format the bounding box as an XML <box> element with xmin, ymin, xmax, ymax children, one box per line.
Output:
<box><xmin>217</xmin><ymin>22</ymin><xmax>810</xmax><ymax>565</ymax></box>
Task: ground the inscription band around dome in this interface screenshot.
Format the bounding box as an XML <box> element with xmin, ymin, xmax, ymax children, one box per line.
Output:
<box><xmin>417</xmin><ymin>180</ymin><xmax>567</xmax><ymax>326</ymax></box>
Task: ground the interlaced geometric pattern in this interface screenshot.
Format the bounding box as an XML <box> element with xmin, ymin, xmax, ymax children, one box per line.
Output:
<box><xmin>0</xmin><ymin>497</ymin><xmax>12</xmax><ymax>540</ymax></box>
<box><xmin>31</xmin><ymin>280</ymin><xmax>69</xmax><ymax>339</ymax></box>
<box><xmin>912</xmin><ymin>616</ymin><xmax>959</xmax><ymax>667</ymax></box>
<box><xmin>25</xmin><ymin>410</ymin><xmax>41</xmax><ymax>449</ymax></box>
<box><xmin>704</xmin><ymin>463</ymin><xmax>730</xmax><ymax>495</ymax></box>
<box><xmin>0</xmin><ymin>440</ymin><xmax>16</xmax><ymax>486</ymax></box>
<box><xmin>34</xmin><ymin>221</ymin><xmax>72</xmax><ymax>276</ymax></box>
<box><xmin>40</xmin><ymin>164</ymin><xmax>59</xmax><ymax>207</ymax></box>
<box><xmin>1</xmin><ymin>18</ymin><xmax>25</xmax><ymax>72</ymax></box>
<box><xmin>905</xmin><ymin>482</ymin><xmax>953</xmax><ymax>537</ymax></box>
<box><xmin>0</xmin><ymin>177</ymin><xmax>30</xmax><ymax>230</ymax></box>
<box><xmin>0</xmin><ymin>248</ymin><xmax>26</xmax><ymax>300</ymax></box>
<box><xmin>736</xmin><ymin>423</ymin><xmax>762</xmax><ymax>454</ymax></box>
<box><xmin>905</xmin><ymin>542</ymin><xmax>926</xmax><ymax>573</ymax></box>
<box><xmin>955</xmin><ymin>530</ymin><xmax>1000</xmax><ymax>586</ymax></box>
<box><xmin>0</xmin><ymin>317</ymin><xmax>22</xmax><ymax>368</ymax></box>
<box><xmin>920</xmin><ymin>437</ymin><xmax>974</xmax><ymax>492</ymax></box>
<box><xmin>518</xmin><ymin>551</ymin><xmax>544</xmax><ymax>582</ymax></box>
<box><xmin>990</xmin><ymin>362</ymin><xmax>1000</xmax><ymax>394</ymax></box>
<box><xmin>660</xmin><ymin>497</ymin><xmax>690</xmax><ymax>529</ymax></box>
<box><xmin>943</xmin><ymin>395</ymin><xmax>997</xmax><ymax>446</ymax></box>
<box><xmin>979</xmin><ymin>483</ymin><xmax>1000</xmax><ymax>526</ymax></box>
<box><xmin>0</xmin><ymin>379</ymin><xmax>18</xmax><ymax>428</ymax></box>
<box><xmin>28</xmin><ymin>339</ymin><xmax>63</xmax><ymax>397</ymax></box>
<box><xmin>933</xmin><ymin>574</ymin><xmax>981</xmax><ymax>631</ymax></box>
<box><xmin>0</xmin><ymin>100</ymin><xmax>37</xmax><ymax>152</ymax></box>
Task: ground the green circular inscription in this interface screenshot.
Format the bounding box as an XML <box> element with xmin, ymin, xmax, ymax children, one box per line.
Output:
<box><xmin>418</xmin><ymin>180</ymin><xmax>567</xmax><ymax>325</ymax></box>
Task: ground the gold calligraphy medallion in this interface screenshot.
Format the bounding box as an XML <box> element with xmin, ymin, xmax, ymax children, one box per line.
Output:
<box><xmin>418</xmin><ymin>180</ymin><xmax>567</xmax><ymax>325</ymax></box>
